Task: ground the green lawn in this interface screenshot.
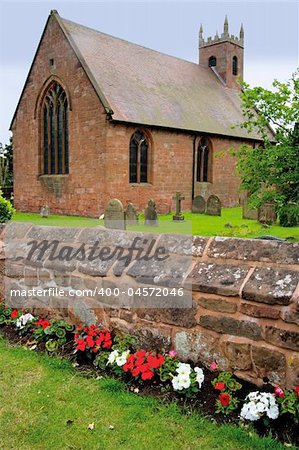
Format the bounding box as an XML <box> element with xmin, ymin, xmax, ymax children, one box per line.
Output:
<box><xmin>0</xmin><ymin>338</ymin><xmax>290</xmax><ymax>450</ymax></box>
<box><xmin>12</xmin><ymin>208</ymin><xmax>299</xmax><ymax>241</ymax></box>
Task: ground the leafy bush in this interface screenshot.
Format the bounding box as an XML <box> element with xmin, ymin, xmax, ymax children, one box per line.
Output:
<box><xmin>0</xmin><ymin>191</ymin><xmax>14</xmax><ymax>223</ymax></box>
<box><xmin>34</xmin><ymin>319</ymin><xmax>74</xmax><ymax>352</ymax></box>
<box><xmin>212</xmin><ymin>372</ymin><xmax>242</xmax><ymax>414</ymax></box>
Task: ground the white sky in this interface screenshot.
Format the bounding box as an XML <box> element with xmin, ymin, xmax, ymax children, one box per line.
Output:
<box><xmin>0</xmin><ymin>1</ymin><xmax>298</xmax><ymax>144</ymax></box>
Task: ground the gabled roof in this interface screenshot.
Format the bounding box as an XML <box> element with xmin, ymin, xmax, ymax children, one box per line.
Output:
<box><xmin>11</xmin><ymin>11</ymin><xmax>274</xmax><ymax>141</ymax></box>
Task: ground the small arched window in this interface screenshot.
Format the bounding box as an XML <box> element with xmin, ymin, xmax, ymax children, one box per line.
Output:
<box><xmin>42</xmin><ymin>82</ymin><xmax>69</xmax><ymax>175</ymax></box>
<box><xmin>196</xmin><ymin>138</ymin><xmax>211</xmax><ymax>182</ymax></box>
<box><xmin>208</xmin><ymin>56</ymin><xmax>217</xmax><ymax>67</ymax></box>
<box><xmin>129</xmin><ymin>131</ymin><xmax>149</xmax><ymax>183</ymax></box>
<box><xmin>232</xmin><ymin>56</ymin><xmax>238</xmax><ymax>76</ymax></box>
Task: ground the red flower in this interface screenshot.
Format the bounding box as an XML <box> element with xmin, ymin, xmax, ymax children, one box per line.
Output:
<box><xmin>132</xmin><ymin>367</ymin><xmax>141</xmax><ymax>377</ymax></box>
<box><xmin>136</xmin><ymin>350</ymin><xmax>146</xmax><ymax>358</ymax></box>
<box><xmin>147</xmin><ymin>354</ymin><xmax>164</xmax><ymax>369</ymax></box>
<box><xmin>294</xmin><ymin>386</ymin><xmax>299</xmax><ymax>397</ymax></box>
<box><xmin>11</xmin><ymin>309</ymin><xmax>19</xmax><ymax>319</ymax></box>
<box><xmin>35</xmin><ymin>319</ymin><xmax>51</xmax><ymax>330</ymax></box>
<box><xmin>141</xmin><ymin>370</ymin><xmax>154</xmax><ymax>380</ymax></box>
<box><xmin>274</xmin><ymin>386</ymin><xmax>284</xmax><ymax>398</ymax></box>
<box><xmin>214</xmin><ymin>382</ymin><xmax>225</xmax><ymax>391</ymax></box>
<box><xmin>219</xmin><ymin>393</ymin><xmax>230</xmax><ymax>406</ymax></box>
<box><xmin>75</xmin><ymin>339</ymin><xmax>86</xmax><ymax>352</ymax></box>
<box><xmin>86</xmin><ymin>336</ymin><xmax>95</xmax><ymax>348</ymax></box>
<box><xmin>102</xmin><ymin>340</ymin><xmax>112</xmax><ymax>349</ymax></box>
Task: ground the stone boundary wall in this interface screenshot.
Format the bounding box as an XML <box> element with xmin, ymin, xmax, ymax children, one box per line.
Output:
<box><xmin>0</xmin><ymin>223</ymin><xmax>298</xmax><ymax>388</ymax></box>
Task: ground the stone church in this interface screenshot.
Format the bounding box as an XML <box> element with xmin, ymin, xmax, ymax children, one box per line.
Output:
<box><xmin>11</xmin><ymin>10</ymin><xmax>269</xmax><ymax>216</ymax></box>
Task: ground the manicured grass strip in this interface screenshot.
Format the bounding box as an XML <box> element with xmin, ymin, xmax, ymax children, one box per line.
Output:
<box><xmin>0</xmin><ymin>338</ymin><xmax>290</xmax><ymax>450</ymax></box>
<box><xmin>12</xmin><ymin>208</ymin><xmax>299</xmax><ymax>240</ymax></box>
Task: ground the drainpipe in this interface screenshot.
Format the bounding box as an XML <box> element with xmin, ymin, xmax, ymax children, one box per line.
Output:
<box><xmin>192</xmin><ymin>135</ymin><xmax>197</xmax><ymax>201</ymax></box>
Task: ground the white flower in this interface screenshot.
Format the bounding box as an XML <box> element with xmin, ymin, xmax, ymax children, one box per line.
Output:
<box><xmin>107</xmin><ymin>350</ymin><xmax>119</xmax><ymax>365</ymax></box>
<box><xmin>16</xmin><ymin>313</ymin><xmax>35</xmax><ymax>329</ymax></box>
<box><xmin>176</xmin><ymin>363</ymin><xmax>191</xmax><ymax>376</ymax></box>
<box><xmin>172</xmin><ymin>375</ymin><xmax>183</xmax><ymax>391</ymax></box>
<box><xmin>115</xmin><ymin>350</ymin><xmax>130</xmax><ymax>366</ymax></box>
<box><xmin>240</xmin><ymin>392</ymin><xmax>279</xmax><ymax>422</ymax></box>
<box><xmin>194</xmin><ymin>367</ymin><xmax>204</xmax><ymax>388</ymax></box>
<box><xmin>178</xmin><ymin>375</ymin><xmax>191</xmax><ymax>389</ymax></box>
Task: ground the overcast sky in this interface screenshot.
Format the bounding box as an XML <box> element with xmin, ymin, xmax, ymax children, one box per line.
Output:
<box><xmin>0</xmin><ymin>1</ymin><xmax>298</xmax><ymax>144</ymax></box>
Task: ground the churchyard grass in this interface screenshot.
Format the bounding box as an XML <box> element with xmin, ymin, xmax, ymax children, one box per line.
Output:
<box><xmin>12</xmin><ymin>208</ymin><xmax>299</xmax><ymax>241</ymax></box>
<box><xmin>0</xmin><ymin>338</ymin><xmax>291</xmax><ymax>450</ymax></box>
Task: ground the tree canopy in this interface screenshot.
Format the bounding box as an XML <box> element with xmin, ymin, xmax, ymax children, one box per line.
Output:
<box><xmin>235</xmin><ymin>70</ymin><xmax>299</xmax><ymax>226</ymax></box>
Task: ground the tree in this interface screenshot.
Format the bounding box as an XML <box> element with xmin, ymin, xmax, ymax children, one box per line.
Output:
<box><xmin>235</xmin><ymin>69</ymin><xmax>299</xmax><ymax>226</ymax></box>
<box><xmin>0</xmin><ymin>138</ymin><xmax>13</xmax><ymax>189</ymax></box>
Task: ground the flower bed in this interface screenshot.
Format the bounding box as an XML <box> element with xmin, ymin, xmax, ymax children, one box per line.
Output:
<box><xmin>0</xmin><ymin>302</ymin><xmax>298</xmax><ymax>447</ymax></box>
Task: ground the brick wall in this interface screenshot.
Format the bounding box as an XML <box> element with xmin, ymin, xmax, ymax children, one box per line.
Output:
<box><xmin>12</xmin><ymin>14</ymin><xmax>248</xmax><ymax>217</ymax></box>
<box><xmin>1</xmin><ymin>222</ymin><xmax>299</xmax><ymax>388</ymax></box>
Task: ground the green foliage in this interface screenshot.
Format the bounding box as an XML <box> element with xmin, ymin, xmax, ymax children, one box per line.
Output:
<box><xmin>212</xmin><ymin>372</ymin><xmax>242</xmax><ymax>415</ymax></box>
<box><xmin>0</xmin><ymin>303</ymin><xmax>13</xmax><ymax>325</ymax></box>
<box><xmin>112</xmin><ymin>334</ymin><xmax>136</xmax><ymax>352</ymax></box>
<box><xmin>0</xmin><ymin>190</ymin><xmax>14</xmax><ymax>223</ymax></box>
<box><xmin>236</xmin><ymin>70</ymin><xmax>299</xmax><ymax>227</ymax></box>
<box><xmin>34</xmin><ymin>319</ymin><xmax>74</xmax><ymax>352</ymax></box>
<box><xmin>277</xmin><ymin>390</ymin><xmax>299</xmax><ymax>422</ymax></box>
<box><xmin>0</xmin><ymin>139</ymin><xmax>13</xmax><ymax>187</ymax></box>
<box><xmin>159</xmin><ymin>355</ymin><xmax>180</xmax><ymax>382</ymax></box>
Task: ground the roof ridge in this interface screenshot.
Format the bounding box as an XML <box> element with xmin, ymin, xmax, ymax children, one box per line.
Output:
<box><xmin>60</xmin><ymin>15</ymin><xmax>204</xmax><ymax>70</ymax></box>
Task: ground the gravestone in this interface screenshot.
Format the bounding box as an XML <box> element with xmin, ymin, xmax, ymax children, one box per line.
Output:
<box><xmin>242</xmin><ymin>195</ymin><xmax>258</xmax><ymax>220</ymax></box>
<box><xmin>173</xmin><ymin>192</ymin><xmax>185</xmax><ymax>221</ymax></box>
<box><xmin>104</xmin><ymin>199</ymin><xmax>126</xmax><ymax>230</ymax></box>
<box><xmin>192</xmin><ymin>195</ymin><xmax>206</xmax><ymax>214</ymax></box>
<box><xmin>40</xmin><ymin>205</ymin><xmax>50</xmax><ymax>218</ymax></box>
<box><xmin>258</xmin><ymin>202</ymin><xmax>277</xmax><ymax>225</ymax></box>
<box><xmin>144</xmin><ymin>199</ymin><xmax>158</xmax><ymax>226</ymax></box>
<box><xmin>126</xmin><ymin>202</ymin><xmax>138</xmax><ymax>226</ymax></box>
<box><xmin>206</xmin><ymin>195</ymin><xmax>221</xmax><ymax>216</ymax></box>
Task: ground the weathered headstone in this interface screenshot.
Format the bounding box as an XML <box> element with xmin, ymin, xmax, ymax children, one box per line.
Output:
<box><xmin>126</xmin><ymin>202</ymin><xmax>138</xmax><ymax>226</ymax></box>
<box><xmin>173</xmin><ymin>192</ymin><xmax>185</xmax><ymax>221</ymax></box>
<box><xmin>40</xmin><ymin>205</ymin><xmax>50</xmax><ymax>218</ymax></box>
<box><xmin>104</xmin><ymin>199</ymin><xmax>126</xmax><ymax>230</ymax></box>
<box><xmin>206</xmin><ymin>195</ymin><xmax>221</xmax><ymax>216</ymax></box>
<box><xmin>258</xmin><ymin>202</ymin><xmax>277</xmax><ymax>225</ymax></box>
<box><xmin>192</xmin><ymin>195</ymin><xmax>206</xmax><ymax>213</ymax></box>
<box><xmin>144</xmin><ymin>199</ymin><xmax>158</xmax><ymax>226</ymax></box>
<box><xmin>242</xmin><ymin>195</ymin><xmax>258</xmax><ymax>220</ymax></box>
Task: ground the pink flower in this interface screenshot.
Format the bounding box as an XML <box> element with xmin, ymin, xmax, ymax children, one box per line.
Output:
<box><xmin>210</xmin><ymin>361</ymin><xmax>218</xmax><ymax>371</ymax></box>
<box><xmin>274</xmin><ymin>386</ymin><xmax>284</xmax><ymax>398</ymax></box>
<box><xmin>168</xmin><ymin>350</ymin><xmax>176</xmax><ymax>357</ymax></box>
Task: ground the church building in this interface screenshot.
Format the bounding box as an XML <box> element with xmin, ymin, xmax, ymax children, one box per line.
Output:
<box><xmin>11</xmin><ymin>10</ymin><xmax>268</xmax><ymax>216</ymax></box>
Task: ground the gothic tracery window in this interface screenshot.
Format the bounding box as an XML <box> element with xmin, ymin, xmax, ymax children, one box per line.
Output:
<box><xmin>129</xmin><ymin>131</ymin><xmax>149</xmax><ymax>183</ymax></box>
<box><xmin>42</xmin><ymin>82</ymin><xmax>69</xmax><ymax>175</ymax></box>
<box><xmin>196</xmin><ymin>137</ymin><xmax>211</xmax><ymax>182</ymax></box>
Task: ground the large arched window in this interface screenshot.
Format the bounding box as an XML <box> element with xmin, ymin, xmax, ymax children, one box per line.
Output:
<box><xmin>208</xmin><ymin>56</ymin><xmax>217</xmax><ymax>67</ymax></box>
<box><xmin>129</xmin><ymin>131</ymin><xmax>148</xmax><ymax>183</ymax></box>
<box><xmin>42</xmin><ymin>82</ymin><xmax>69</xmax><ymax>175</ymax></box>
<box><xmin>196</xmin><ymin>137</ymin><xmax>211</xmax><ymax>182</ymax></box>
<box><xmin>232</xmin><ymin>56</ymin><xmax>238</xmax><ymax>76</ymax></box>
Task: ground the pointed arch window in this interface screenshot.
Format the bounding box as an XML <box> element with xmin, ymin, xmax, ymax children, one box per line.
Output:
<box><xmin>129</xmin><ymin>131</ymin><xmax>149</xmax><ymax>183</ymax></box>
<box><xmin>209</xmin><ymin>56</ymin><xmax>217</xmax><ymax>67</ymax></box>
<box><xmin>232</xmin><ymin>56</ymin><xmax>238</xmax><ymax>76</ymax></box>
<box><xmin>196</xmin><ymin>138</ymin><xmax>211</xmax><ymax>182</ymax></box>
<box><xmin>42</xmin><ymin>82</ymin><xmax>69</xmax><ymax>175</ymax></box>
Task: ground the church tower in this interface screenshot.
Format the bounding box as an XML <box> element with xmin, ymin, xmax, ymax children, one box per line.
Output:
<box><xmin>199</xmin><ymin>16</ymin><xmax>244</xmax><ymax>90</ymax></box>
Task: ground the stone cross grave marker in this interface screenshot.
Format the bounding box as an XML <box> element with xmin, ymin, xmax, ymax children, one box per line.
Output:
<box><xmin>126</xmin><ymin>202</ymin><xmax>138</xmax><ymax>226</ymax></box>
<box><xmin>192</xmin><ymin>195</ymin><xmax>206</xmax><ymax>214</ymax></box>
<box><xmin>40</xmin><ymin>205</ymin><xmax>50</xmax><ymax>218</ymax></box>
<box><xmin>173</xmin><ymin>192</ymin><xmax>185</xmax><ymax>221</ymax></box>
<box><xmin>144</xmin><ymin>199</ymin><xmax>158</xmax><ymax>226</ymax></box>
<box><xmin>104</xmin><ymin>199</ymin><xmax>126</xmax><ymax>230</ymax></box>
<box><xmin>206</xmin><ymin>195</ymin><xmax>221</xmax><ymax>216</ymax></box>
<box><xmin>258</xmin><ymin>202</ymin><xmax>277</xmax><ymax>225</ymax></box>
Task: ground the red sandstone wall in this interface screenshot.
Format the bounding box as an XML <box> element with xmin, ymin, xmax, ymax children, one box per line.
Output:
<box><xmin>2</xmin><ymin>223</ymin><xmax>299</xmax><ymax>388</ymax></box>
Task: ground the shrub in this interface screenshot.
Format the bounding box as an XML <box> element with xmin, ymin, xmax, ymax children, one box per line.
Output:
<box><xmin>0</xmin><ymin>191</ymin><xmax>14</xmax><ymax>223</ymax></box>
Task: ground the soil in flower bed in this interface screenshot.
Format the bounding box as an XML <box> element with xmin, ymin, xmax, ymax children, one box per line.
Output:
<box><xmin>0</xmin><ymin>324</ymin><xmax>298</xmax><ymax>448</ymax></box>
